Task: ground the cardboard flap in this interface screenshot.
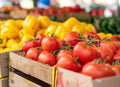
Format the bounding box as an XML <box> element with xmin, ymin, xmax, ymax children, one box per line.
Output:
<box><xmin>56</xmin><ymin>68</ymin><xmax>93</xmax><ymax>87</ymax></box>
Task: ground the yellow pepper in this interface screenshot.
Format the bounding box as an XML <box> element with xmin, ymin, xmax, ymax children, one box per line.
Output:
<box><xmin>44</xmin><ymin>24</ymin><xmax>58</xmax><ymax>36</ymax></box>
<box><xmin>20</xmin><ymin>34</ymin><xmax>34</xmax><ymax>44</ymax></box>
<box><xmin>63</xmin><ymin>17</ymin><xmax>79</xmax><ymax>30</ymax></box>
<box><xmin>4</xmin><ymin>48</ymin><xmax>16</xmax><ymax>52</ymax></box>
<box><xmin>16</xmin><ymin>20</ymin><xmax>23</xmax><ymax>30</ymax></box>
<box><xmin>4</xmin><ymin>19</ymin><xmax>16</xmax><ymax>27</ymax></box>
<box><xmin>19</xmin><ymin>28</ymin><xmax>35</xmax><ymax>39</ymax></box>
<box><xmin>105</xmin><ymin>33</ymin><xmax>113</xmax><ymax>39</ymax></box>
<box><xmin>11</xmin><ymin>43</ymin><xmax>22</xmax><ymax>50</ymax></box>
<box><xmin>0</xmin><ymin>48</ymin><xmax>4</xmax><ymax>53</ymax></box>
<box><xmin>0</xmin><ymin>34</ymin><xmax>7</xmax><ymax>48</ymax></box>
<box><xmin>98</xmin><ymin>32</ymin><xmax>106</xmax><ymax>39</ymax></box>
<box><xmin>23</xmin><ymin>15</ymin><xmax>40</xmax><ymax>33</ymax></box>
<box><xmin>36</xmin><ymin>28</ymin><xmax>46</xmax><ymax>35</ymax></box>
<box><xmin>6</xmin><ymin>39</ymin><xmax>19</xmax><ymax>48</ymax></box>
<box><xmin>38</xmin><ymin>16</ymin><xmax>51</xmax><ymax>28</ymax></box>
<box><xmin>1</xmin><ymin>25</ymin><xmax>19</xmax><ymax>39</ymax></box>
<box><xmin>54</xmin><ymin>24</ymin><xmax>69</xmax><ymax>39</ymax></box>
<box><xmin>83</xmin><ymin>24</ymin><xmax>96</xmax><ymax>35</ymax></box>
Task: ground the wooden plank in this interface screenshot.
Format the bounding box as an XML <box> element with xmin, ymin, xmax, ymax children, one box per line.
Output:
<box><xmin>0</xmin><ymin>52</ymin><xmax>9</xmax><ymax>77</ymax></box>
<box><xmin>0</xmin><ymin>78</ymin><xmax>8</xmax><ymax>87</ymax></box>
<box><xmin>9</xmin><ymin>52</ymin><xmax>54</xmax><ymax>85</ymax></box>
<box><xmin>9</xmin><ymin>72</ymin><xmax>42</xmax><ymax>87</ymax></box>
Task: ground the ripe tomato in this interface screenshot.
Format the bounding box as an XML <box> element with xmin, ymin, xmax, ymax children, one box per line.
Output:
<box><xmin>22</xmin><ymin>40</ymin><xmax>39</xmax><ymax>52</ymax></box>
<box><xmin>41</xmin><ymin>36</ymin><xmax>59</xmax><ymax>52</ymax></box>
<box><xmin>113</xmin><ymin>50</ymin><xmax>120</xmax><ymax>60</ymax></box>
<box><xmin>100</xmin><ymin>40</ymin><xmax>117</xmax><ymax>54</ymax></box>
<box><xmin>85</xmin><ymin>32</ymin><xmax>101</xmax><ymax>46</ymax></box>
<box><xmin>55</xmin><ymin>55</ymin><xmax>81</xmax><ymax>72</ymax></box>
<box><xmin>73</xmin><ymin>42</ymin><xmax>99</xmax><ymax>65</ymax></box>
<box><xmin>35</xmin><ymin>34</ymin><xmax>45</xmax><ymax>46</ymax></box>
<box><xmin>112</xmin><ymin>65</ymin><xmax>120</xmax><ymax>75</ymax></box>
<box><xmin>64</xmin><ymin>32</ymin><xmax>80</xmax><ymax>46</ymax></box>
<box><xmin>26</xmin><ymin>47</ymin><xmax>41</xmax><ymax>61</ymax></box>
<box><xmin>81</xmin><ymin>62</ymin><xmax>115</xmax><ymax>79</ymax></box>
<box><xmin>56</xmin><ymin>50</ymin><xmax>72</xmax><ymax>61</ymax></box>
<box><xmin>112</xmin><ymin>35</ymin><xmax>120</xmax><ymax>42</ymax></box>
<box><xmin>38</xmin><ymin>51</ymin><xmax>56</xmax><ymax>66</ymax></box>
<box><xmin>97</xmin><ymin>47</ymin><xmax>114</xmax><ymax>63</ymax></box>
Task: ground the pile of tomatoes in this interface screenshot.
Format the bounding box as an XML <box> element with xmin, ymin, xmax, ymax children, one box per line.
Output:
<box><xmin>19</xmin><ymin>31</ymin><xmax>120</xmax><ymax>79</ymax></box>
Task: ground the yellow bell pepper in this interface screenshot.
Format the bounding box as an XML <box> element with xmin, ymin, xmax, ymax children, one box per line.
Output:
<box><xmin>38</xmin><ymin>16</ymin><xmax>51</xmax><ymax>28</ymax></box>
<box><xmin>4</xmin><ymin>48</ymin><xmax>16</xmax><ymax>52</ymax></box>
<box><xmin>63</xmin><ymin>17</ymin><xmax>79</xmax><ymax>30</ymax></box>
<box><xmin>1</xmin><ymin>25</ymin><xmax>19</xmax><ymax>39</ymax></box>
<box><xmin>20</xmin><ymin>34</ymin><xmax>34</xmax><ymax>44</ymax></box>
<box><xmin>23</xmin><ymin>15</ymin><xmax>40</xmax><ymax>33</ymax></box>
<box><xmin>36</xmin><ymin>28</ymin><xmax>46</xmax><ymax>35</ymax></box>
<box><xmin>16</xmin><ymin>20</ymin><xmax>23</xmax><ymax>30</ymax></box>
<box><xmin>0</xmin><ymin>48</ymin><xmax>4</xmax><ymax>53</ymax></box>
<box><xmin>11</xmin><ymin>43</ymin><xmax>22</xmax><ymax>50</ymax></box>
<box><xmin>83</xmin><ymin>24</ymin><xmax>96</xmax><ymax>35</ymax></box>
<box><xmin>44</xmin><ymin>24</ymin><xmax>58</xmax><ymax>36</ymax></box>
<box><xmin>6</xmin><ymin>39</ymin><xmax>19</xmax><ymax>48</ymax></box>
<box><xmin>105</xmin><ymin>33</ymin><xmax>113</xmax><ymax>39</ymax></box>
<box><xmin>98</xmin><ymin>32</ymin><xmax>106</xmax><ymax>39</ymax></box>
<box><xmin>4</xmin><ymin>19</ymin><xmax>16</xmax><ymax>27</ymax></box>
<box><xmin>54</xmin><ymin>24</ymin><xmax>69</xmax><ymax>39</ymax></box>
<box><xmin>0</xmin><ymin>34</ymin><xmax>7</xmax><ymax>48</ymax></box>
<box><xmin>19</xmin><ymin>28</ymin><xmax>35</xmax><ymax>39</ymax></box>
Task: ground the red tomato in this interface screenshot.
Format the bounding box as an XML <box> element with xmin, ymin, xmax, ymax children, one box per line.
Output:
<box><xmin>56</xmin><ymin>50</ymin><xmax>72</xmax><ymax>61</ymax></box>
<box><xmin>112</xmin><ymin>65</ymin><xmax>120</xmax><ymax>75</ymax></box>
<box><xmin>41</xmin><ymin>36</ymin><xmax>59</xmax><ymax>51</ymax></box>
<box><xmin>35</xmin><ymin>34</ymin><xmax>45</xmax><ymax>46</ymax></box>
<box><xmin>100</xmin><ymin>40</ymin><xmax>117</xmax><ymax>54</ymax></box>
<box><xmin>38</xmin><ymin>51</ymin><xmax>56</xmax><ymax>66</ymax></box>
<box><xmin>112</xmin><ymin>35</ymin><xmax>120</xmax><ymax>42</ymax></box>
<box><xmin>81</xmin><ymin>62</ymin><xmax>115</xmax><ymax>79</ymax></box>
<box><xmin>73</xmin><ymin>42</ymin><xmax>99</xmax><ymax>65</ymax></box>
<box><xmin>113</xmin><ymin>50</ymin><xmax>120</xmax><ymax>60</ymax></box>
<box><xmin>64</xmin><ymin>7</ymin><xmax>74</xmax><ymax>12</ymax></box>
<box><xmin>22</xmin><ymin>40</ymin><xmax>39</xmax><ymax>52</ymax></box>
<box><xmin>26</xmin><ymin>47</ymin><xmax>41</xmax><ymax>61</ymax></box>
<box><xmin>97</xmin><ymin>47</ymin><xmax>114</xmax><ymax>63</ymax></box>
<box><xmin>73</xmin><ymin>5</ymin><xmax>81</xmax><ymax>11</ymax></box>
<box><xmin>55</xmin><ymin>55</ymin><xmax>81</xmax><ymax>72</ymax></box>
<box><xmin>64</xmin><ymin>32</ymin><xmax>80</xmax><ymax>46</ymax></box>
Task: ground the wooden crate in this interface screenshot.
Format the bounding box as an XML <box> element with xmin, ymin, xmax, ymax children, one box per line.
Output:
<box><xmin>9</xmin><ymin>70</ymin><xmax>50</xmax><ymax>87</ymax></box>
<box><xmin>56</xmin><ymin>68</ymin><xmax>120</xmax><ymax>87</ymax></box>
<box><xmin>0</xmin><ymin>52</ymin><xmax>9</xmax><ymax>78</ymax></box>
<box><xmin>0</xmin><ymin>78</ymin><xmax>8</xmax><ymax>87</ymax></box>
<box><xmin>9</xmin><ymin>51</ymin><xmax>56</xmax><ymax>86</ymax></box>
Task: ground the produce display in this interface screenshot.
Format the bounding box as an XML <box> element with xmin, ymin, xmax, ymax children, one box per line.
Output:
<box><xmin>0</xmin><ymin>15</ymin><xmax>95</xmax><ymax>52</ymax></box>
<box><xmin>17</xmin><ymin>31</ymin><xmax>120</xmax><ymax>79</ymax></box>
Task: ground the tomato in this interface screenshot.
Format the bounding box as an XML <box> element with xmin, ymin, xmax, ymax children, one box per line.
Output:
<box><xmin>64</xmin><ymin>32</ymin><xmax>80</xmax><ymax>46</ymax></box>
<box><xmin>81</xmin><ymin>62</ymin><xmax>115</xmax><ymax>79</ymax></box>
<box><xmin>55</xmin><ymin>55</ymin><xmax>81</xmax><ymax>72</ymax></box>
<box><xmin>73</xmin><ymin>42</ymin><xmax>99</xmax><ymax>65</ymax></box>
<box><xmin>100</xmin><ymin>40</ymin><xmax>117</xmax><ymax>54</ymax></box>
<box><xmin>41</xmin><ymin>36</ymin><xmax>59</xmax><ymax>51</ymax></box>
<box><xmin>112</xmin><ymin>35</ymin><xmax>120</xmax><ymax>42</ymax></box>
<box><xmin>22</xmin><ymin>40</ymin><xmax>39</xmax><ymax>52</ymax></box>
<box><xmin>112</xmin><ymin>65</ymin><xmax>120</xmax><ymax>75</ymax></box>
<box><xmin>35</xmin><ymin>34</ymin><xmax>45</xmax><ymax>46</ymax></box>
<box><xmin>97</xmin><ymin>47</ymin><xmax>114</xmax><ymax>63</ymax></box>
<box><xmin>113</xmin><ymin>50</ymin><xmax>120</xmax><ymax>60</ymax></box>
<box><xmin>26</xmin><ymin>47</ymin><xmax>41</xmax><ymax>61</ymax></box>
<box><xmin>38</xmin><ymin>51</ymin><xmax>56</xmax><ymax>66</ymax></box>
<box><xmin>85</xmin><ymin>32</ymin><xmax>101</xmax><ymax>46</ymax></box>
<box><xmin>56</xmin><ymin>50</ymin><xmax>72</xmax><ymax>61</ymax></box>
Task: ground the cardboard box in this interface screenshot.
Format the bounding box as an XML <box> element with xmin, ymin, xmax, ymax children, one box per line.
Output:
<box><xmin>9</xmin><ymin>51</ymin><xmax>56</xmax><ymax>86</ymax></box>
<box><xmin>56</xmin><ymin>68</ymin><xmax>120</xmax><ymax>87</ymax></box>
<box><xmin>0</xmin><ymin>78</ymin><xmax>8</xmax><ymax>87</ymax></box>
<box><xmin>9</xmin><ymin>72</ymin><xmax>42</xmax><ymax>87</ymax></box>
<box><xmin>0</xmin><ymin>52</ymin><xmax>9</xmax><ymax>78</ymax></box>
